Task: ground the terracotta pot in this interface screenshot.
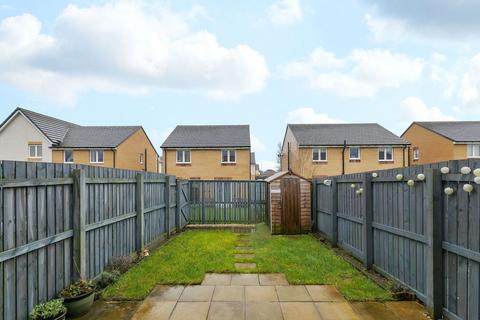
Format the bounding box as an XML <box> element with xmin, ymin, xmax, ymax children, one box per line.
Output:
<box><xmin>62</xmin><ymin>291</ymin><xmax>94</xmax><ymax>318</ymax></box>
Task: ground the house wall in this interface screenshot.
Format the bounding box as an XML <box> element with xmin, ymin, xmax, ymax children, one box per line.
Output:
<box><xmin>0</xmin><ymin>112</ymin><xmax>52</xmax><ymax>162</ymax></box>
<box><xmin>402</xmin><ymin>123</ymin><xmax>457</xmax><ymax>164</ymax></box>
<box><xmin>52</xmin><ymin>149</ymin><xmax>115</xmax><ymax>167</ymax></box>
<box><xmin>164</xmin><ymin>148</ymin><xmax>251</xmax><ymax>180</ymax></box>
<box><xmin>116</xmin><ymin>129</ymin><xmax>159</xmax><ymax>172</ymax></box>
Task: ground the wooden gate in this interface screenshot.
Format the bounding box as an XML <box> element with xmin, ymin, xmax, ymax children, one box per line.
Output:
<box><xmin>281</xmin><ymin>176</ymin><xmax>301</xmax><ymax>234</ymax></box>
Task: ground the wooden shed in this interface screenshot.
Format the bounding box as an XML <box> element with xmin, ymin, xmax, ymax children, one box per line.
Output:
<box><xmin>265</xmin><ymin>171</ymin><xmax>311</xmax><ymax>234</ymax></box>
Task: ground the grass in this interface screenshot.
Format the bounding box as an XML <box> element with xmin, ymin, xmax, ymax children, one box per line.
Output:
<box><xmin>252</xmin><ymin>224</ymin><xmax>391</xmax><ymax>301</ymax></box>
<box><xmin>103</xmin><ymin>224</ymin><xmax>391</xmax><ymax>301</ymax></box>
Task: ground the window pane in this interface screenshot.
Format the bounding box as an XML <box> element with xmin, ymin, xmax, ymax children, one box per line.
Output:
<box><xmin>98</xmin><ymin>151</ymin><xmax>104</xmax><ymax>162</ymax></box>
<box><xmin>379</xmin><ymin>149</ymin><xmax>385</xmax><ymax>160</ymax></box>
<box><xmin>350</xmin><ymin>147</ymin><xmax>359</xmax><ymax>159</ymax></box>
<box><xmin>386</xmin><ymin>148</ymin><xmax>393</xmax><ymax>160</ymax></box>
<box><xmin>185</xmin><ymin>151</ymin><xmax>191</xmax><ymax>162</ymax></box>
<box><xmin>312</xmin><ymin>149</ymin><xmax>319</xmax><ymax>161</ymax></box>
<box><xmin>320</xmin><ymin>148</ymin><xmax>327</xmax><ymax>161</ymax></box>
<box><xmin>222</xmin><ymin>150</ymin><xmax>228</xmax><ymax>162</ymax></box>
<box><xmin>90</xmin><ymin>151</ymin><xmax>95</xmax><ymax>162</ymax></box>
<box><xmin>177</xmin><ymin>151</ymin><xmax>183</xmax><ymax>162</ymax></box>
<box><xmin>37</xmin><ymin>145</ymin><xmax>42</xmax><ymax>157</ymax></box>
<box><xmin>65</xmin><ymin>150</ymin><xmax>74</xmax><ymax>162</ymax></box>
<box><xmin>29</xmin><ymin>145</ymin><xmax>35</xmax><ymax>157</ymax></box>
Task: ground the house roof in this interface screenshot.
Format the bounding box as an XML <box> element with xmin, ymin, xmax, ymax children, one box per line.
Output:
<box><xmin>406</xmin><ymin>121</ymin><xmax>480</xmax><ymax>143</ymax></box>
<box><xmin>287</xmin><ymin>123</ymin><xmax>408</xmax><ymax>146</ymax></box>
<box><xmin>161</xmin><ymin>125</ymin><xmax>251</xmax><ymax>148</ymax></box>
<box><xmin>58</xmin><ymin>126</ymin><xmax>142</xmax><ymax>148</ymax></box>
<box><xmin>0</xmin><ymin>107</ymin><xmax>80</xmax><ymax>143</ymax></box>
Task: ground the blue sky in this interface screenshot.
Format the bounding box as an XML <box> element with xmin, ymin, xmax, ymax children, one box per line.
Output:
<box><xmin>1</xmin><ymin>0</ymin><xmax>480</xmax><ymax>169</ymax></box>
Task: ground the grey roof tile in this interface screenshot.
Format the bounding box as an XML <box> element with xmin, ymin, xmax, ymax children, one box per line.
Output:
<box><xmin>288</xmin><ymin>123</ymin><xmax>408</xmax><ymax>146</ymax></box>
<box><xmin>161</xmin><ymin>125</ymin><xmax>250</xmax><ymax>148</ymax></box>
<box><xmin>59</xmin><ymin>126</ymin><xmax>141</xmax><ymax>148</ymax></box>
<box><xmin>414</xmin><ymin>121</ymin><xmax>480</xmax><ymax>142</ymax></box>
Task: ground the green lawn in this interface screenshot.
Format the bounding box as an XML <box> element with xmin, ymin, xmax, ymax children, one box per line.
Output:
<box><xmin>103</xmin><ymin>225</ymin><xmax>391</xmax><ymax>301</ymax></box>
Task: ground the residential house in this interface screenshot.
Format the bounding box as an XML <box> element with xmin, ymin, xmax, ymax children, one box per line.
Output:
<box><xmin>402</xmin><ymin>121</ymin><xmax>480</xmax><ymax>164</ymax></box>
<box><xmin>281</xmin><ymin>123</ymin><xmax>410</xmax><ymax>179</ymax></box>
<box><xmin>0</xmin><ymin>107</ymin><xmax>160</xmax><ymax>172</ymax></box>
<box><xmin>161</xmin><ymin>125</ymin><xmax>252</xmax><ymax>180</ymax></box>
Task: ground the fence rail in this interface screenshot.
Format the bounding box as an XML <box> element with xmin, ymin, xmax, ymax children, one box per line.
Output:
<box><xmin>313</xmin><ymin>159</ymin><xmax>480</xmax><ymax>320</ymax></box>
<box><xmin>0</xmin><ymin>160</ymin><xmax>189</xmax><ymax>320</ymax></box>
<box><xmin>188</xmin><ymin>180</ymin><xmax>268</xmax><ymax>224</ymax></box>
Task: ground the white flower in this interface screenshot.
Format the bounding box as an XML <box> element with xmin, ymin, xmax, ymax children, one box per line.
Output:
<box><xmin>440</xmin><ymin>167</ymin><xmax>450</xmax><ymax>174</ymax></box>
<box><xmin>460</xmin><ymin>167</ymin><xmax>472</xmax><ymax>175</ymax></box>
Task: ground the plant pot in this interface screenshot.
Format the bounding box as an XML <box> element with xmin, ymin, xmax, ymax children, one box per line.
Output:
<box><xmin>62</xmin><ymin>291</ymin><xmax>94</xmax><ymax>318</ymax></box>
<box><xmin>52</xmin><ymin>309</ymin><xmax>67</xmax><ymax>320</ymax></box>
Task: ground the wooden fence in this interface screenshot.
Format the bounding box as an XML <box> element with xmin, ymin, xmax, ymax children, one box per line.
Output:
<box><xmin>188</xmin><ymin>180</ymin><xmax>268</xmax><ymax>224</ymax></box>
<box><xmin>0</xmin><ymin>160</ymin><xmax>189</xmax><ymax>320</ymax></box>
<box><xmin>313</xmin><ymin>159</ymin><xmax>480</xmax><ymax>320</ymax></box>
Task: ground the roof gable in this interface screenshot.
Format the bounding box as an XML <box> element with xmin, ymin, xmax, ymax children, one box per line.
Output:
<box><xmin>411</xmin><ymin>121</ymin><xmax>480</xmax><ymax>143</ymax></box>
<box><xmin>288</xmin><ymin>123</ymin><xmax>408</xmax><ymax>146</ymax></box>
<box><xmin>162</xmin><ymin>125</ymin><xmax>251</xmax><ymax>148</ymax></box>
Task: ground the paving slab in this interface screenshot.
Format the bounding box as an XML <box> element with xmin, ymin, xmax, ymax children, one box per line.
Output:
<box><xmin>280</xmin><ymin>302</ymin><xmax>322</xmax><ymax>320</ymax></box>
<box><xmin>207</xmin><ymin>302</ymin><xmax>244</xmax><ymax>320</ymax></box>
<box><xmin>305</xmin><ymin>285</ymin><xmax>345</xmax><ymax>302</ymax></box>
<box><xmin>276</xmin><ymin>285</ymin><xmax>312</xmax><ymax>302</ymax></box>
<box><xmin>170</xmin><ymin>302</ymin><xmax>210</xmax><ymax>320</ymax></box>
<box><xmin>315</xmin><ymin>302</ymin><xmax>360</xmax><ymax>320</ymax></box>
<box><xmin>385</xmin><ymin>301</ymin><xmax>430</xmax><ymax>319</ymax></box>
<box><xmin>179</xmin><ymin>286</ymin><xmax>214</xmax><ymax>302</ymax></box>
<box><xmin>77</xmin><ymin>301</ymin><xmax>138</xmax><ymax>320</ymax></box>
<box><xmin>212</xmin><ymin>286</ymin><xmax>244</xmax><ymax>302</ymax></box>
<box><xmin>235</xmin><ymin>262</ymin><xmax>257</xmax><ymax>270</ymax></box>
<box><xmin>246</xmin><ymin>302</ymin><xmax>283</xmax><ymax>320</ymax></box>
<box><xmin>259</xmin><ymin>273</ymin><xmax>289</xmax><ymax>286</ymax></box>
<box><xmin>350</xmin><ymin>302</ymin><xmax>402</xmax><ymax>320</ymax></box>
<box><xmin>235</xmin><ymin>253</ymin><xmax>255</xmax><ymax>259</ymax></box>
<box><xmin>202</xmin><ymin>273</ymin><xmax>232</xmax><ymax>285</ymax></box>
<box><xmin>245</xmin><ymin>286</ymin><xmax>278</xmax><ymax>302</ymax></box>
<box><xmin>231</xmin><ymin>273</ymin><xmax>259</xmax><ymax>285</ymax></box>
<box><xmin>132</xmin><ymin>301</ymin><xmax>176</xmax><ymax>320</ymax></box>
<box><xmin>149</xmin><ymin>286</ymin><xmax>185</xmax><ymax>301</ymax></box>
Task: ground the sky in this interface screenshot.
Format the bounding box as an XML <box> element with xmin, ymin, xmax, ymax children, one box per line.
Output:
<box><xmin>1</xmin><ymin>0</ymin><xmax>480</xmax><ymax>170</ymax></box>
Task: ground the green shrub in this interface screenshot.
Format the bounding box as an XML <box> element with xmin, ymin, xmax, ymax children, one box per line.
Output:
<box><xmin>95</xmin><ymin>270</ymin><xmax>121</xmax><ymax>289</ymax></box>
<box><xmin>59</xmin><ymin>280</ymin><xmax>94</xmax><ymax>298</ymax></box>
<box><xmin>30</xmin><ymin>299</ymin><xmax>66</xmax><ymax>320</ymax></box>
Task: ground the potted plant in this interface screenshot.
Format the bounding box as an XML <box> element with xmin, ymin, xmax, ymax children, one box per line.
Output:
<box><xmin>59</xmin><ymin>280</ymin><xmax>95</xmax><ymax>317</ymax></box>
<box><xmin>30</xmin><ymin>299</ymin><xmax>67</xmax><ymax>320</ymax></box>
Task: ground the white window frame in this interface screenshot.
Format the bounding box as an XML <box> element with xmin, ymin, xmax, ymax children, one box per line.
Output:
<box><xmin>349</xmin><ymin>146</ymin><xmax>361</xmax><ymax>160</ymax></box>
<box><xmin>64</xmin><ymin>149</ymin><xmax>74</xmax><ymax>163</ymax></box>
<box><xmin>90</xmin><ymin>150</ymin><xmax>104</xmax><ymax>164</ymax></box>
<box><xmin>413</xmin><ymin>147</ymin><xmax>420</xmax><ymax>160</ymax></box>
<box><xmin>139</xmin><ymin>153</ymin><xmax>144</xmax><ymax>164</ymax></box>
<box><xmin>312</xmin><ymin>147</ymin><xmax>328</xmax><ymax>162</ymax></box>
<box><xmin>221</xmin><ymin>149</ymin><xmax>236</xmax><ymax>164</ymax></box>
<box><xmin>28</xmin><ymin>144</ymin><xmax>42</xmax><ymax>159</ymax></box>
<box><xmin>176</xmin><ymin>149</ymin><xmax>191</xmax><ymax>164</ymax></box>
<box><xmin>378</xmin><ymin>147</ymin><xmax>394</xmax><ymax>162</ymax></box>
<box><xmin>467</xmin><ymin>144</ymin><xmax>480</xmax><ymax>158</ymax></box>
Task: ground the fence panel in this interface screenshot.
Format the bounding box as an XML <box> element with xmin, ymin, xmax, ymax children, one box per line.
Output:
<box><xmin>188</xmin><ymin>180</ymin><xmax>267</xmax><ymax>224</ymax></box>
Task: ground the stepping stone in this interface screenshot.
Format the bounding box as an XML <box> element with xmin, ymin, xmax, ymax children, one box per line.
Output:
<box><xmin>179</xmin><ymin>286</ymin><xmax>214</xmax><ymax>302</ymax></box>
<box><xmin>235</xmin><ymin>253</ymin><xmax>255</xmax><ymax>259</ymax></box>
<box><xmin>280</xmin><ymin>302</ymin><xmax>321</xmax><ymax>320</ymax></box>
<box><xmin>245</xmin><ymin>286</ymin><xmax>278</xmax><ymax>302</ymax></box>
<box><xmin>202</xmin><ymin>273</ymin><xmax>232</xmax><ymax>285</ymax></box>
<box><xmin>246</xmin><ymin>302</ymin><xmax>283</xmax><ymax>320</ymax></box>
<box><xmin>231</xmin><ymin>273</ymin><xmax>259</xmax><ymax>286</ymax></box>
<box><xmin>212</xmin><ymin>286</ymin><xmax>244</xmax><ymax>302</ymax></box>
<box><xmin>259</xmin><ymin>274</ymin><xmax>289</xmax><ymax>286</ymax></box>
<box><xmin>148</xmin><ymin>285</ymin><xmax>185</xmax><ymax>301</ymax></box>
<box><xmin>305</xmin><ymin>285</ymin><xmax>345</xmax><ymax>302</ymax></box>
<box><xmin>170</xmin><ymin>302</ymin><xmax>210</xmax><ymax>320</ymax></box>
<box><xmin>235</xmin><ymin>262</ymin><xmax>257</xmax><ymax>270</ymax></box>
<box><xmin>276</xmin><ymin>286</ymin><xmax>311</xmax><ymax>302</ymax></box>
<box><xmin>315</xmin><ymin>302</ymin><xmax>360</xmax><ymax>320</ymax></box>
<box><xmin>132</xmin><ymin>301</ymin><xmax>176</xmax><ymax>320</ymax></box>
<box><xmin>350</xmin><ymin>302</ymin><xmax>402</xmax><ymax>320</ymax></box>
<box><xmin>208</xmin><ymin>301</ymin><xmax>244</xmax><ymax>320</ymax></box>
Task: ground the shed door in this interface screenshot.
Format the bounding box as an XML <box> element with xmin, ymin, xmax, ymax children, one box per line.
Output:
<box><xmin>281</xmin><ymin>177</ymin><xmax>301</xmax><ymax>234</ymax></box>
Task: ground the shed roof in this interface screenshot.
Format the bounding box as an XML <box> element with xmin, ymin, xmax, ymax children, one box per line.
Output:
<box><xmin>287</xmin><ymin>123</ymin><xmax>408</xmax><ymax>146</ymax></box>
<box><xmin>406</xmin><ymin>121</ymin><xmax>480</xmax><ymax>143</ymax></box>
<box><xmin>161</xmin><ymin>125</ymin><xmax>251</xmax><ymax>148</ymax></box>
<box><xmin>264</xmin><ymin>170</ymin><xmax>309</xmax><ymax>183</ymax></box>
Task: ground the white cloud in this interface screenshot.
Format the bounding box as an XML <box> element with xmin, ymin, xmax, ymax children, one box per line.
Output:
<box><xmin>250</xmin><ymin>134</ymin><xmax>265</xmax><ymax>152</ymax></box>
<box><xmin>459</xmin><ymin>54</ymin><xmax>480</xmax><ymax>107</ymax></box>
<box><xmin>0</xmin><ymin>1</ymin><xmax>269</xmax><ymax>104</ymax></box>
<box><xmin>280</xmin><ymin>48</ymin><xmax>423</xmax><ymax>97</ymax></box>
<box><xmin>267</xmin><ymin>0</ymin><xmax>303</xmax><ymax>25</ymax></box>
<box><xmin>258</xmin><ymin>160</ymin><xmax>278</xmax><ymax>171</ymax></box>
<box><xmin>286</xmin><ymin>108</ymin><xmax>343</xmax><ymax>124</ymax></box>
<box><xmin>402</xmin><ymin>97</ymin><xmax>456</xmax><ymax>121</ymax></box>
<box><xmin>364</xmin><ymin>14</ymin><xmax>406</xmax><ymax>42</ymax></box>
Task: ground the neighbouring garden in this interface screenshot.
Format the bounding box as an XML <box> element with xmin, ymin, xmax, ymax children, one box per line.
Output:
<box><xmin>103</xmin><ymin>224</ymin><xmax>391</xmax><ymax>301</ymax></box>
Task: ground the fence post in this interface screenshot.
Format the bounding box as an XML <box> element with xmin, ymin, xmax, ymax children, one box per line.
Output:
<box><xmin>425</xmin><ymin>169</ymin><xmax>443</xmax><ymax>319</ymax></box>
<box><xmin>312</xmin><ymin>180</ymin><xmax>318</xmax><ymax>231</ymax></box>
<box><xmin>362</xmin><ymin>173</ymin><xmax>373</xmax><ymax>268</ymax></box>
<box><xmin>201</xmin><ymin>181</ymin><xmax>206</xmax><ymax>224</ymax></box>
<box><xmin>247</xmin><ymin>181</ymin><xmax>252</xmax><ymax>224</ymax></box>
<box><xmin>72</xmin><ymin>169</ymin><xmax>86</xmax><ymax>280</ymax></box>
<box><xmin>165</xmin><ymin>176</ymin><xmax>171</xmax><ymax>238</ymax></box>
<box><xmin>331</xmin><ymin>177</ymin><xmax>338</xmax><ymax>247</ymax></box>
<box><xmin>135</xmin><ymin>173</ymin><xmax>144</xmax><ymax>252</ymax></box>
<box><xmin>176</xmin><ymin>179</ymin><xmax>181</xmax><ymax>232</ymax></box>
